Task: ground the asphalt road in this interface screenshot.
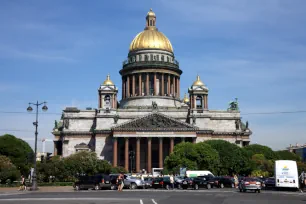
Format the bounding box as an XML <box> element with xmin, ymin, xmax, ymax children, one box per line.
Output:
<box><xmin>0</xmin><ymin>189</ymin><xmax>305</xmax><ymax>204</ymax></box>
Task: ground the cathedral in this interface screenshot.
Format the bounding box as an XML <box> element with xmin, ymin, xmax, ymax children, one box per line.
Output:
<box><xmin>53</xmin><ymin>9</ymin><xmax>251</xmax><ymax>173</ymax></box>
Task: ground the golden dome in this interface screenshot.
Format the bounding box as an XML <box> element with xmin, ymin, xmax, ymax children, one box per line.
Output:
<box><xmin>193</xmin><ymin>75</ymin><xmax>205</xmax><ymax>86</ymax></box>
<box><xmin>103</xmin><ymin>74</ymin><xmax>114</xmax><ymax>86</ymax></box>
<box><xmin>147</xmin><ymin>8</ymin><xmax>156</xmax><ymax>17</ymax></box>
<box><xmin>129</xmin><ymin>30</ymin><xmax>173</xmax><ymax>52</ymax></box>
<box><xmin>129</xmin><ymin>9</ymin><xmax>173</xmax><ymax>53</ymax></box>
<box><xmin>183</xmin><ymin>93</ymin><xmax>189</xmax><ymax>103</ymax></box>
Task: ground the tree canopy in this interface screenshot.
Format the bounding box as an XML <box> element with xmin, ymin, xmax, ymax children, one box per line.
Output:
<box><xmin>0</xmin><ymin>134</ymin><xmax>34</xmax><ymax>175</ymax></box>
<box><xmin>205</xmin><ymin>140</ymin><xmax>252</xmax><ymax>176</ymax></box>
<box><xmin>164</xmin><ymin>142</ymin><xmax>219</xmax><ymax>174</ymax></box>
<box><xmin>0</xmin><ymin>155</ymin><xmax>20</xmax><ymax>183</ymax></box>
<box><xmin>244</xmin><ymin>144</ymin><xmax>279</xmax><ymax>160</ymax></box>
<box><xmin>275</xmin><ymin>150</ymin><xmax>301</xmax><ymax>162</ymax></box>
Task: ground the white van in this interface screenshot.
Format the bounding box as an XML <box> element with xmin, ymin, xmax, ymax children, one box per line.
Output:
<box><xmin>275</xmin><ymin>160</ymin><xmax>299</xmax><ymax>189</ymax></box>
<box><xmin>186</xmin><ymin>170</ymin><xmax>214</xmax><ymax>178</ymax></box>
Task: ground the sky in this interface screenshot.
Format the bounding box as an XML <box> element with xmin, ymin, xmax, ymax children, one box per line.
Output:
<box><xmin>0</xmin><ymin>0</ymin><xmax>306</xmax><ymax>152</ymax></box>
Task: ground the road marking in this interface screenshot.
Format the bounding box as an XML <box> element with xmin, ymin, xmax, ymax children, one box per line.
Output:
<box><xmin>152</xmin><ymin>199</ymin><xmax>158</xmax><ymax>204</ymax></box>
<box><xmin>0</xmin><ymin>192</ymin><xmax>27</xmax><ymax>197</ymax></box>
<box><xmin>0</xmin><ymin>198</ymin><xmax>139</xmax><ymax>201</ymax></box>
<box><xmin>140</xmin><ymin>199</ymin><xmax>143</xmax><ymax>204</ymax></box>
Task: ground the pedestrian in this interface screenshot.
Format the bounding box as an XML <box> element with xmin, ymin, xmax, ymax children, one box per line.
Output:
<box><xmin>234</xmin><ymin>174</ymin><xmax>239</xmax><ymax>189</ymax></box>
<box><xmin>299</xmin><ymin>171</ymin><xmax>305</xmax><ymax>193</ymax></box>
<box><xmin>170</xmin><ymin>174</ymin><xmax>174</xmax><ymax>190</ymax></box>
<box><xmin>18</xmin><ymin>175</ymin><xmax>26</xmax><ymax>191</ymax></box>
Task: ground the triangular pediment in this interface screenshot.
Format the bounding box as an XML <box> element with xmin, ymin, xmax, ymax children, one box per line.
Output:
<box><xmin>112</xmin><ymin>113</ymin><xmax>198</xmax><ymax>131</ymax></box>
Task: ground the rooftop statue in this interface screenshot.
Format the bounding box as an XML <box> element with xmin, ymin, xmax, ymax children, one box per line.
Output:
<box><xmin>228</xmin><ymin>98</ymin><xmax>239</xmax><ymax>111</ymax></box>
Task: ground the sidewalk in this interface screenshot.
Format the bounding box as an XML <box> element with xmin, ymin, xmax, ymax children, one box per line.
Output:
<box><xmin>0</xmin><ymin>186</ymin><xmax>73</xmax><ymax>193</ymax></box>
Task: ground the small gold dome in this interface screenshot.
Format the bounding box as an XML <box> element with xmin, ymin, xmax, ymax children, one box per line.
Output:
<box><xmin>193</xmin><ymin>75</ymin><xmax>205</xmax><ymax>86</ymax></box>
<box><xmin>103</xmin><ymin>74</ymin><xmax>114</xmax><ymax>86</ymax></box>
<box><xmin>147</xmin><ymin>8</ymin><xmax>156</xmax><ymax>17</ymax></box>
<box><xmin>183</xmin><ymin>93</ymin><xmax>189</xmax><ymax>103</ymax></box>
<box><xmin>129</xmin><ymin>9</ymin><xmax>173</xmax><ymax>53</ymax></box>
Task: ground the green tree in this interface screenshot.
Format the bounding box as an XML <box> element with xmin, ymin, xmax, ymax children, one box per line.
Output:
<box><xmin>251</xmin><ymin>154</ymin><xmax>274</xmax><ymax>177</ymax></box>
<box><xmin>0</xmin><ymin>134</ymin><xmax>34</xmax><ymax>175</ymax></box>
<box><xmin>205</xmin><ymin>140</ymin><xmax>251</xmax><ymax>176</ymax></box>
<box><xmin>0</xmin><ymin>155</ymin><xmax>20</xmax><ymax>183</ymax></box>
<box><xmin>275</xmin><ymin>150</ymin><xmax>301</xmax><ymax>162</ymax></box>
<box><xmin>164</xmin><ymin>142</ymin><xmax>219</xmax><ymax>174</ymax></box>
<box><xmin>244</xmin><ymin>144</ymin><xmax>279</xmax><ymax>160</ymax></box>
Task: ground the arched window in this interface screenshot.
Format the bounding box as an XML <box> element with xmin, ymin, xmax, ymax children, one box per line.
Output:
<box><xmin>150</xmin><ymin>20</ymin><xmax>153</xmax><ymax>26</ymax></box>
<box><xmin>139</xmin><ymin>55</ymin><xmax>142</xmax><ymax>61</ymax></box>
<box><xmin>161</xmin><ymin>55</ymin><xmax>164</xmax><ymax>61</ymax></box>
<box><xmin>167</xmin><ymin>56</ymin><xmax>170</xmax><ymax>62</ymax></box>
<box><xmin>150</xmin><ymin>54</ymin><xmax>153</xmax><ymax>61</ymax></box>
<box><xmin>104</xmin><ymin>95</ymin><xmax>111</xmax><ymax>108</ymax></box>
<box><xmin>196</xmin><ymin>96</ymin><xmax>203</xmax><ymax>109</ymax></box>
<box><xmin>156</xmin><ymin>55</ymin><xmax>159</xmax><ymax>61</ymax></box>
<box><xmin>145</xmin><ymin>55</ymin><xmax>148</xmax><ymax>61</ymax></box>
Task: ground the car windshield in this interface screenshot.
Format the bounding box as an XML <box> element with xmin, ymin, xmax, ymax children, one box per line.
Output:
<box><xmin>244</xmin><ymin>178</ymin><xmax>257</xmax><ymax>182</ymax></box>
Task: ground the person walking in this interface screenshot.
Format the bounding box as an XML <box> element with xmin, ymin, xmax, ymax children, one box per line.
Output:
<box><xmin>170</xmin><ymin>174</ymin><xmax>174</xmax><ymax>190</ymax></box>
<box><xmin>234</xmin><ymin>174</ymin><xmax>239</xmax><ymax>189</ymax></box>
<box><xmin>299</xmin><ymin>171</ymin><xmax>305</xmax><ymax>193</ymax></box>
<box><xmin>18</xmin><ymin>175</ymin><xmax>26</xmax><ymax>191</ymax></box>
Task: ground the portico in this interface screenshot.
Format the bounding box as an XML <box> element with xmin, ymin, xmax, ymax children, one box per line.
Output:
<box><xmin>111</xmin><ymin>113</ymin><xmax>197</xmax><ymax>172</ymax></box>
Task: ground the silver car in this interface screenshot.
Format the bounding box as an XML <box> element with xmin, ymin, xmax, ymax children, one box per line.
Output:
<box><xmin>124</xmin><ymin>176</ymin><xmax>145</xmax><ymax>189</ymax></box>
<box><xmin>239</xmin><ymin>178</ymin><xmax>262</xmax><ymax>193</ymax></box>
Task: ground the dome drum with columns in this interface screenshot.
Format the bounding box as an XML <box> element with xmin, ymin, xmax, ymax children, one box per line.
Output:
<box><xmin>120</xmin><ymin>9</ymin><xmax>182</xmax><ymax>109</ymax></box>
<box><xmin>53</xmin><ymin>9</ymin><xmax>252</xmax><ymax>174</ymax></box>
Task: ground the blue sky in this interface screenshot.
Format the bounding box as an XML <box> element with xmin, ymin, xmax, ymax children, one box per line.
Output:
<box><xmin>0</xmin><ymin>0</ymin><xmax>306</xmax><ymax>152</ymax></box>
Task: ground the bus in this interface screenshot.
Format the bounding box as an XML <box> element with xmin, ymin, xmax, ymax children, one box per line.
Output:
<box><xmin>275</xmin><ymin>160</ymin><xmax>299</xmax><ymax>189</ymax></box>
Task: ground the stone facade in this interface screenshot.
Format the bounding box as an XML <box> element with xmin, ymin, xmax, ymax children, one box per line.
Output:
<box><xmin>52</xmin><ymin>9</ymin><xmax>252</xmax><ymax>173</ymax></box>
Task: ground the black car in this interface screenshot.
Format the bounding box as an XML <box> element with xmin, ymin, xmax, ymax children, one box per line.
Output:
<box><xmin>211</xmin><ymin>177</ymin><xmax>235</xmax><ymax>188</ymax></box>
<box><xmin>152</xmin><ymin>177</ymin><xmax>172</xmax><ymax>190</ymax></box>
<box><xmin>264</xmin><ymin>177</ymin><xmax>275</xmax><ymax>189</ymax></box>
<box><xmin>73</xmin><ymin>174</ymin><xmax>112</xmax><ymax>190</ymax></box>
<box><xmin>182</xmin><ymin>177</ymin><xmax>212</xmax><ymax>190</ymax></box>
<box><xmin>181</xmin><ymin>177</ymin><xmax>193</xmax><ymax>189</ymax></box>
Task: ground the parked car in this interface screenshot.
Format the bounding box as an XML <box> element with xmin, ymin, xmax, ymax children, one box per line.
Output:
<box><xmin>152</xmin><ymin>177</ymin><xmax>172</xmax><ymax>190</ymax></box>
<box><xmin>181</xmin><ymin>177</ymin><xmax>194</xmax><ymax>189</ymax></box>
<box><xmin>124</xmin><ymin>175</ymin><xmax>146</xmax><ymax>189</ymax></box>
<box><xmin>181</xmin><ymin>177</ymin><xmax>212</xmax><ymax>190</ymax></box>
<box><xmin>73</xmin><ymin>174</ymin><xmax>112</xmax><ymax>190</ymax></box>
<box><xmin>211</xmin><ymin>177</ymin><xmax>235</xmax><ymax>188</ymax></box>
<box><xmin>144</xmin><ymin>177</ymin><xmax>153</xmax><ymax>188</ymax></box>
<box><xmin>174</xmin><ymin>176</ymin><xmax>185</xmax><ymax>189</ymax></box>
<box><xmin>239</xmin><ymin>177</ymin><xmax>261</xmax><ymax>193</ymax></box>
<box><xmin>264</xmin><ymin>177</ymin><xmax>276</xmax><ymax>189</ymax></box>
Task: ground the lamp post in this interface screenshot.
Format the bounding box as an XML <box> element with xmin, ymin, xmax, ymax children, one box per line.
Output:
<box><xmin>129</xmin><ymin>151</ymin><xmax>135</xmax><ymax>173</ymax></box>
<box><xmin>27</xmin><ymin>101</ymin><xmax>48</xmax><ymax>191</ymax></box>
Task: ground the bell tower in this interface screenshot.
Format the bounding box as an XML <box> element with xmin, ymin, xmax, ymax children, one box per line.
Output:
<box><xmin>188</xmin><ymin>75</ymin><xmax>209</xmax><ymax>112</ymax></box>
<box><xmin>98</xmin><ymin>74</ymin><xmax>118</xmax><ymax>110</ymax></box>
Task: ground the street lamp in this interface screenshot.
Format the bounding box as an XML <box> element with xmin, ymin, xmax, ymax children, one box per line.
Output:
<box><xmin>129</xmin><ymin>151</ymin><xmax>135</xmax><ymax>173</ymax></box>
<box><xmin>27</xmin><ymin>101</ymin><xmax>48</xmax><ymax>191</ymax></box>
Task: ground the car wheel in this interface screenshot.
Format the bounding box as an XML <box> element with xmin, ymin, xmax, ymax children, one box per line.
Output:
<box><xmin>165</xmin><ymin>184</ymin><xmax>170</xmax><ymax>190</ymax></box>
<box><xmin>110</xmin><ymin>184</ymin><xmax>116</xmax><ymax>190</ymax></box>
<box><xmin>74</xmin><ymin>185</ymin><xmax>80</xmax><ymax>191</ymax></box>
<box><xmin>130</xmin><ymin>183</ymin><xmax>137</xmax><ymax>190</ymax></box>
<box><xmin>220</xmin><ymin>183</ymin><xmax>224</xmax><ymax>189</ymax></box>
<box><xmin>206</xmin><ymin>184</ymin><xmax>211</xmax><ymax>189</ymax></box>
<box><xmin>94</xmin><ymin>185</ymin><xmax>100</xmax><ymax>190</ymax></box>
<box><xmin>182</xmin><ymin>187</ymin><xmax>187</xmax><ymax>190</ymax></box>
<box><xmin>194</xmin><ymin>184</ymin><xmax>199</xmax><ymax>190</ymax></box>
